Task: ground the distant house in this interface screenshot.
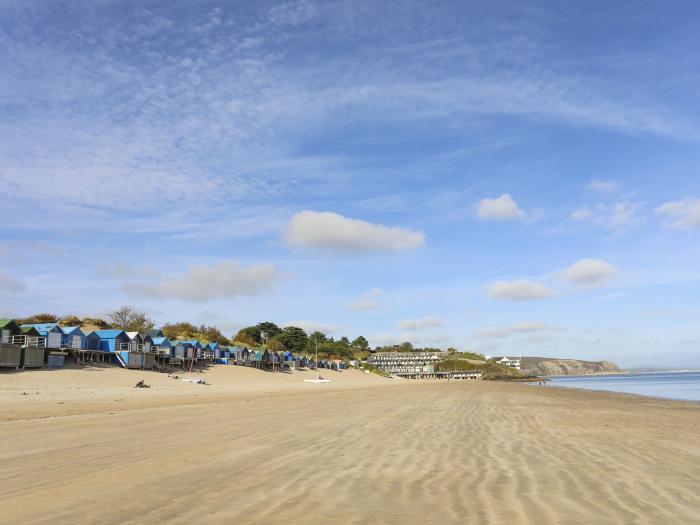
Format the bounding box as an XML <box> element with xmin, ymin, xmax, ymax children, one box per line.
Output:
<box><xmin>62</xmin><ymin>326</ymin><xmax>86</xmax><ymax>350</ymax></box>
<box><xmin>491</xmin><ymin>356</ymin><xmax>521</xmax><ymax>370</ymax></box>
<box><xmin>0</xmin><ymin>318</ymin><xmax>20</xmax><ymax>344</ymax></box>
<box><xmin>21</xmin><ymin>323</ymin><xmax>63</xmax><ymax>348</ymax></box>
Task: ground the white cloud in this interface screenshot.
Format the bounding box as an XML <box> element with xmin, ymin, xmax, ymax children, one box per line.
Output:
<box><xmin>586</xmin><ymin>179</ymin><xmax>619</xmax><ymax>193</ymax></box>
<box><xmin>124</xmin><ymin>261</ymin><xmax>281</xmax><ymax>302</ymax></box>
<box><xmin>346</xmin><ymin>300</ymin><xmax>379</xmax><ymax>311</ymax></box>
<box><xmin>475</xmin><ymin>194</ymin><xmax>526</xmax><ymax>221</ymax></box>
<box><xmin>571</xmin><ymin>206</ymin><xmax>593</xmax><ymax>221</ymax></box>
<box><xmin>345</xmin><ymin>288</ymin><xmax>383</xmax><ymax>311</ymax></box>
<box><xmin>285</xmin><ymin>320</ymin><xmax>340</xmax><ymax>335</ymax></box>
<box><xmin>655</xmin><ymin>198</ymin><xmax>700</xmax><ymax>230</ymax></box>
<box><xmin>397</xmin><ymin>316</ymin><xmax>445</xmax><ymax>331</ymax></box>
<box><xmin>474</xmin><ymin>322</ymin><xmax>557</xmax><ymax>339</ymax></box>
<box><xmin>0</xmin><ymin>272</ymin><xmax>26</xmax><ymax>293</ymax></box>
<box><xmin>486</xmin><ymin>279</ymin><xmax>554</xmax><ymax>301</ymax></box>
<box><xmin>285</xmin><ymin>210</ymin><xmax>425</xmax><ymax>253</ymax></box>
<box><xmin>571</xmin><ymin>201</ymin><xmax>644</xmax><ymax>235</ymax></box>
<box><xmin>563</xmin><ymin>258</ymin><xmax>618</xmax><ymax>287</ymax></box>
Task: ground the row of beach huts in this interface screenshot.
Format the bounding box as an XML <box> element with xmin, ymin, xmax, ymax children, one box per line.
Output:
<box><xmin>0</xmin><ymin>318</ymin><xmax>349</xmax><ymax>372</ymax></box>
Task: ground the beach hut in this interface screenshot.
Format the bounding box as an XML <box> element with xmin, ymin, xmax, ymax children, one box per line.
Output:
<box><xmin>140</xmin><ymin>334</ymin><xmax>154</xmax><ymax>353</ymax></box>
<box><xmin>0</xmin><ymin>318</ymin><xmax>20</xmax><ymax>344</ymax></box>
<box><xmin>151</xmin><ymin>336</ymin><xmax>172</xmax><ymax>356</ymax></box>
<box><xmin>21</xmin><ymin>323</ymin><xmax>63</xmax><ymax>349</ymax></box>
<box><xmin>61</xmin><ymin>326</ymin><xmax>86</xmax><ymax>350</ymax></box>
<box><xmin>0</xmin><ymin>319</ymin><xmax>22</xmax><ymax>369</ymax></box>
<box><xmin>147</xmin><ymin>328</ymin><xmax>164</xmax><ymax>338</ymax></box>
<box><xmin>179</xmin><ymin>340</ymin><xmax>203</xmax><ymax>359</ymax></box>
<box><xmin>208</xmin><ymin>342</ymin><xmax>221</xmax><ymax>359</ymax></box>
<box><xmin>171</xmin><ymin>340</ymin><xmax>189</xmax><ymax>359</ymax></box>
<box><xmin>85</xmin><ymin>330</ymin><xmax>129</xmax><ymax>352</ymax></box>
<box><xmin>125</xmin><ymin>332</ymin><xmax>143</xmax><ymax>352</ymax></box>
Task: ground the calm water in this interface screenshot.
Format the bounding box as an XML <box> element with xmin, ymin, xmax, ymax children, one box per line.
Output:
<box><xmin>547</xmin><ymin>371</ymin><xmax>700</xmax><ymax>402</ymax></box>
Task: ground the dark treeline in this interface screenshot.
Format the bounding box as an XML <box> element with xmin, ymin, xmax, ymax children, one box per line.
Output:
<box><xmin>234</xmin><ymin>322</ymin><xmax>371</xmax><ymax>360</ymax></box>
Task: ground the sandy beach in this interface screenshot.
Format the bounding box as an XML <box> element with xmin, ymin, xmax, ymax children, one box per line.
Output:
<box><xmin>1</xmin><ymin>366</ymin><xmax>699</xmax><ymax>524</ymax></box>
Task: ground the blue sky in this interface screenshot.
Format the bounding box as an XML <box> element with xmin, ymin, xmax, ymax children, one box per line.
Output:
<box><xmin>2</xmin><ymin>0</ymin><xmax>700</xmax><ymax>367</ymax></box>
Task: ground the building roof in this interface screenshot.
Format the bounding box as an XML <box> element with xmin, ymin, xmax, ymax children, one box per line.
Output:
<box><xmin>180</xmin><ymin>340</ymin><xmax>202</xmax><ymax>346</ymax></box>
<box><xmin>125</xmin><ymin>331</ymin><xmax>140</xmax><ymax>340</ymax></box>
<box><xmin>62</xmin><ymin>326</ymin><xmax>84</xmax><ymax>335</ymax></box>
<box><xmin>21</xmin><ymin>326</ymin><xmax>40</xmax><ymax>335</ymax></box>
<box><xmin>91</xmin><ymin>329</ymin><xmax>126</xmax><ymax>339</ymax></box>
<box><xmin>152</xmin><ymin>336</ymin><xmax>170</xmax><ymax>345</ymax></box>
<box><xmin>21</xmin><ymin>323</ymin><xmax>62</xmax><ymax>335</ymax></box>
<box><xmin>0</xmin><ymin>318</ymin><xmax>18</xmax><ymax>329</ymax></box>
<box><xmin>148</xmin><ymin>329</ymin><xmax>164</xmax><ymax>338</ymax></box>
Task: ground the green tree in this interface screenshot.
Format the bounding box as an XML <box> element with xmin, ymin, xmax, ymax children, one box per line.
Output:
<box><xmin>277</xmin><ymin>326</ymin><xmax>308</xmax><ymax>354</ymax></box>
<box><xmin>267</xmin><ymin>338</ymin><xmax>287</xmax><ymax>352</ymax></box>
<box><xmin>256</xmin><ymin>322</ymin><xmax>281</xmax><ymax>343</ymax></box>
<box><xmin>234</xmin><ymin>326</ymin><xmax>262</xmax><ymax>344</ymax></box>
<box><xmin>351</xmin><ymin>336</ymin><xmax>370</xmax><ymax>352</ymax></box>
<box><xmin>108</xmin><ymin>306</ymin><xmax>154</xmax><ymax>333</ymax></box>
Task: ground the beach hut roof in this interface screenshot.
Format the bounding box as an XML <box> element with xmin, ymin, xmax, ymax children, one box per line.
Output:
<box><xmin>21</xmin><ymin>323</ymin><xmax>62</xmax><ymax>336</ymax></box>
<box><xmin>0</xmin><ymin>318</ymin><xmax>18</xmax><ymax>329</ymax></box>
<box><xmin>152</xmin><ymin>336</ymin><xmax>170</xmax><ymax>345</ymax></box>
<box><xmin>92</xmin><ymin>329</ymin><xmax>126</xmax><ymax>339</ymax></box>
<box><xmin>62</xmin><ymin>326</ymin><xmax>83</xmax><ymax>335</ymax></box>
<box><xmin>125</xmin><ymin>331</ymin><xmax>140</xmax><ymax>340</ymax></box>
<box><xmin>21</xmin><ymin>326</ymin><xmax>40</xmax><ymax>335</ymax></box>
<box><xmin>148</xmin><ymin>329</ymin><xmax>164</xmax><ymax>338</ymax></box>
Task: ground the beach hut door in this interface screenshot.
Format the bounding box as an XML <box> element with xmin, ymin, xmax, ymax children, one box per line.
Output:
<box><xmin>1</xmin><ymin>330</ymin><xmax>9</xmax><ymax>344</ymax></box>
<box><xmin>71</xmin><ymin>335</ymin><xmax>81</xmax><ymax>349</ymax></box>
<box><xmin>48</xmin><ymin>331</ymin><xmax>61</xmax><ymax>348</ymax></box>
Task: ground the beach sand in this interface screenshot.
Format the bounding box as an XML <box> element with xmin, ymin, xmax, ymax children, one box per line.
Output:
<box><xmin>1</xmin><ymin>366</ymin><xmax>699</xmax><ymax>524</ymax></box>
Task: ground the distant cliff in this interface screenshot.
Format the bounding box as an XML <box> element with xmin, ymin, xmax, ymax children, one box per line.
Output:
<box><xmin>521</xmin><ymin>357</ymin><xmax>621</xmax><ymax>376</ymax></box>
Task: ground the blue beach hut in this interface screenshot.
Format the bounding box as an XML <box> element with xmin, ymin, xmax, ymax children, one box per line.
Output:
<box><xmin>61</xmin><ymin>326</ymin><xmax>86</xmax><ymax>350</ymax></box>
<box><xmin>21</xmin><ymin>323</ymin><xmax>63</xmax><ymax>349</ymax></box>
<box><xmin>85</xmin><ymin>330</ymin><xmax>129</xmax><ymax>352</ymax></box>
<box><xmin>152</xmin><ymin>336</ymin><xmax>172</xmax><ymax>356</ymax></box>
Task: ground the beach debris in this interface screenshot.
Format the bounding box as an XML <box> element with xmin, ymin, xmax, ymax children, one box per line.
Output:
<box><xmin>182</xmin><ymin>377</ymin><xmax>208</xmax><ymax>385</ymax></box>
<box><xmin>168</xmin><ymin>373</ymin><xmax>179</xmax><ymax>379</ymax></box>
<box><xmin>134</xmin><ymin>379</ymin><xmax>151</xmax><ymax>388</ymax></box>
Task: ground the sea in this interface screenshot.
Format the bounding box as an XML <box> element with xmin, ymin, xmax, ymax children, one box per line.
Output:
<box><xmin>547</xmin><ymin>371</ymin><xmax>700</xmax><ymax>402</ymax></box>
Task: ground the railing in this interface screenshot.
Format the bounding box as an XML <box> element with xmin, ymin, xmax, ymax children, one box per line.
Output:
<box><xmin>7</xmin><ymin>335</ymin><xmax>47</xmax><ymax>348</ymax></box>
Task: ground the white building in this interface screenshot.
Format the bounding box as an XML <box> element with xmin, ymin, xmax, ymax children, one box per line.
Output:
<box><xmin>367</xmin><ymin>352</ymin><xmax>442</xmax><ymax>374</ymax></box>
<box><xmin>492</xmin><ymin>356</ymin><xmax>521</xmax><ymax>370</ymax></box>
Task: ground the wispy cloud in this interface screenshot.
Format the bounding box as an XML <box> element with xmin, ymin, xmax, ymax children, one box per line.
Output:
<box><xmin>123</xmin><ymin>261</ymin><xmax>282</xmax><ymax>302</ymax></box>
<box><xmin>586</xmin><ymin>179</ymin><xmax>620</xmax><ymax>193</ymax></box>
<box><xmin>570</xmin><ymin>201</ymin><xmax>645</xmax><ymax>235</ymax></box>
<box><xmin>486</xmin><ymin>279</ymin><xmax>554</xmax><ymax>301</ymax></box>
<box><xmin>397</xmin><ymin>316</ymin><xmax>445</xmax><ymax>331</ymax></box>
<box><xmin>655</xmin><ymin>198</ymin><xmax>700</xmax><ymax>230</ymax></box>
<box><xmin>285</xmin><ymin>320</ymin><xmax>340</xmax><ymax>335</ymax></box>
<box><xmin>474</xmin><ymin>322</ymin><xmax>561</xmax><ymax>339</ymax></box>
